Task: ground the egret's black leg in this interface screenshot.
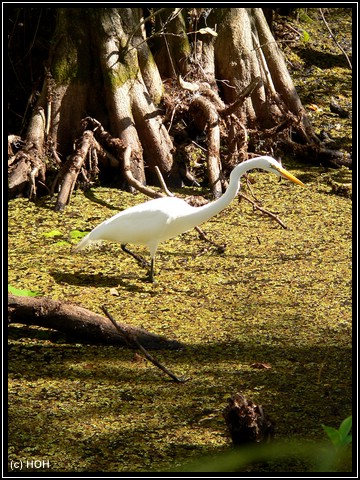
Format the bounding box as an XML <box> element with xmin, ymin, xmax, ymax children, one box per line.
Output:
<box><xmin>121</xmin><ymin>244</ymin><xmax>149</xmax><ymax>268</ymax></box>
<box><xmin>142</xmin><ymin>257</ymin><xmax>155</xmax><ymax>282</ymax></box>
<box><xmin>148</xmin><ymin>258</ymin><xmax>155</xmax><ymax>283</ymax></box>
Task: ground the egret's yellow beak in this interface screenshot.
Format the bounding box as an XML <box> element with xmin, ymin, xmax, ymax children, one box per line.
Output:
<box><xmin>277</xmin><ymin>166</ymin><xmax>305</xmax><ymax>187</ymax></box>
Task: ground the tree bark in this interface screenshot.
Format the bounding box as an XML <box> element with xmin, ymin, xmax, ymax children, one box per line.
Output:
<box><xmin>152</xmin><ymin>8</ymin><xmax>192</xmax><ymax>78</ymax></box>
<box><xmin>189</xmin><ymin>95</ymin><xmax>222</xmax><ymax>197</ymax></box>
<box><xmin>54</xmin><ymin>130</ymin><xmax>98</xmax><ymax>211</ymax></box>
<box><xmin>8</xmin><ymin>106</ymin><xmax>47</xmax><ymax>198</ymax></box>
<box><xmin>8</xmin><ymin>294</ymin><xmax>182</xmax><ymax>350</ymax></box>
<box><xmin>8</xmin><ymin>7</ymin><xmax>351</xmax><ymax>202</ymax></box>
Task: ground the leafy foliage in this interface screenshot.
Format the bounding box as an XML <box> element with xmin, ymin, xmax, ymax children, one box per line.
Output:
<box><xmin>8</xmin><ymin>285</ymin><xmax>40</xmax><ymax>297</ymax></box>
<box><xmin>69</xmin><ymin>230</ymin><xmax>88</xmax><ymax>239</ymax></box>
<box><xmin>322</xmin><ymin>416</ymin><xmax>352</xmax><ymax>448</ymax></box>
<box><xmin>42</xmin><ymin>230</ymin><xmax>63</xmax><ymax>238</ymax></box>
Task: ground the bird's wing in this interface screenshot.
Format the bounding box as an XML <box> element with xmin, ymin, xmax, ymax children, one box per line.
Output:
<box><xmin>89</xmin><ymin>197</ymin><xmax>192</xmax><ymax>246</ymax></box>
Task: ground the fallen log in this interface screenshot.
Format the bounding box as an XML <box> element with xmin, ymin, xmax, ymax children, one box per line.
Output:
<box><xmin>8</xmin><ymin>294</ymin><xmax>182</xmax><ymax>350</ymax></box>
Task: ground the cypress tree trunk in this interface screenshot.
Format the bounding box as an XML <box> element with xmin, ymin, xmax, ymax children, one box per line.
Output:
<box><xmin>8</xmin><ymin>7</ymin><xmax>350</xmax><ymax>205</ymax></box>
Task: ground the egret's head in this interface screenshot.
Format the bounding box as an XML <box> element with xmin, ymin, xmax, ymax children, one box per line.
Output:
<box><xmin>258</xmin><ymin>156</ymin><xmax>305</xmax><ymax>187</ymax></box>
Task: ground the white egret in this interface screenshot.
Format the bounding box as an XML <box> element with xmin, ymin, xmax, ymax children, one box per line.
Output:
<box><xmin>74</xmin><ymin>156</ymin><xmax>304</xmax><ymax>281</ymax></box>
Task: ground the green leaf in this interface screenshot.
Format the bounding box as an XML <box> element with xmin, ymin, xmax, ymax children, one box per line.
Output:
<box><xmin>322</xmin><ymin>425</ymin><xmax>341</xmax><ymax>446</ymax></box>
<box><xmin>342</xmin><ymin>435</ymin><xmax>352</xmax><ymax>446</ymax></box>
<box><xmin>322</xmin><ymin>416</ymin><xmax>352</xmax><ymax>448</ymax></box>
<box><xmin>69</xmin><ymin>230</ymin><xmax>88</xmax><ymax>239</ymax></box>
<box><xmin>43</xmin><ymin>230</ymin><xmax>63</xmax><ymax>238</ymax></box>
<box><xmin>8</xmin><ymin>285</ymin><xmax>40</xmax><ymax>297</ymax></box>
<box><xmin>301</xmin><ymin>30</ymin><xmax>310</xmax><ymax>42</ymax></box>
<box><xmin>338</xmin><ymin>416</ymin><xmax>352</xmax><ymax>439</ymax></box>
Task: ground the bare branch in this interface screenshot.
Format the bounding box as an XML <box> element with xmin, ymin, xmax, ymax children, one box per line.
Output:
<box><xmin>123</xmin><ymin>146</ymin><xmax>164</xmax><ymax>199</ymax></box>
<box><xmin>219</xmin><ymin>76</ymin><xmax>262</xmax><ymax>117</ymax></box>
<box><xmin>239</xmin><ymin>193</ymin><xmax>287</xmax><ymax>229</ymax></box>
<box><xmin>319</xmin><ymin>8</ymin><xmax>352</xmax><ymax>70</ymax></box>
<box><xmin>102</xmin><ymin>306</ymin><xmax>187</xmax><ymax>383</ymax></box>
<box><xmin>155</xmin><ymin>166</ymin><xmax>175</xmax><ymax>197</ymax></box>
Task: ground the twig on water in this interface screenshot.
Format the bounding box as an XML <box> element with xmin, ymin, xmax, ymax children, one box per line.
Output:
<box><xmin>319</xmin><ymin>8</ymin><xmax>352</xmax><ymax>70</ymax></box>
<box><xmin>102</xmin><ymin>305</ymin><xmax>188</xmax><ymax>383</ymax></box>
<box><xmin>239</xmin><ymin>193</ymin><xmax>287</xmax><ymax>229</ymax></box>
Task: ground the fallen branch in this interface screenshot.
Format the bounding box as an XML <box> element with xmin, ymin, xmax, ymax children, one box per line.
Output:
<box><xmin>195</xmin><ymin>228</ymin><xmax>226</xmax><ymax>253</ymax></box>
<box><xmin>281</xmin><ymin>139</ymin><xmax>352</xmax><ymax>169</ymax></box>
<box><xmin>219</xmin><ymin>76</ymin><xmax>262</xmax><ymax>117</ymax></box>
<box><xmin>102</xmin><ymin>306</ymin><xmax>187</xmax><ymax>383</ymax></box>
<box><xmin>154</xmin><ymin>165</ymin><xmax>174</xmax><ymax>197</ymax></box>
<box><xmin>123</xmin><ymin>146</ymin><xmax>164</xmax><ymax>199</ymax></box>
<box><xmin>239</xmin><ymin>193</ymin><xmax>287</xmax><ymax>229</ymax></box>
<box><xmin>8</xmin><ymin>294</ymin><xmax>182</xmax><ymax>350</ymax></box>
<box><xmin>319</xmin><ymin>8</ymin><xmax>352</xmax><ymax>70</ymax></box>
<box><xmin>54</xmin><ymin>130</ymin><xmax>98</xmax><ymax>211</ymax></box>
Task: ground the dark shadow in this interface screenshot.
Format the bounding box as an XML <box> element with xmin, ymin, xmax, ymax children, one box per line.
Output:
<box><xmin>8</xmin><ymin>335</ymin><xmax>352</xmax><ymax>472</ymax></box>
<box><xmin>8</xmin><ymin>325</ymin><xmax>67</xmax><ymax>344</ymax></box>
<box><xmin>29</xmin><ymin>189</ymin><xmax>120</xmax><ymax>213</ymax></box>
<box><xmin>50</xmin><ymin>270</ymin><xmax>154</xmax><ymax>292</ymax></box>
<box><xmin>295</xmin><ymin>46</ymin><xmax>352</xmax><ymax>70</ymax></box>
<box><xmin>7</xmin><ymin>335</ymin><xmax>352</xmax><ymax>381</ymax></box>
<box><xmin>83</xmin><ymin>189</ymin><xmax>122</xmax><ymax>211</ymax></box>
<box><xmin>7</xmin><ymin>323</ymin><xmax>181</xmax><ymax>349</ymax></box>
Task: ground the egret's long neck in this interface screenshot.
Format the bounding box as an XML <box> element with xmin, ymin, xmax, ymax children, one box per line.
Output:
<box><xmin>180</xmin><ymin>160</ymin><xmax>255</xmax><ymax>230</ymax></box>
